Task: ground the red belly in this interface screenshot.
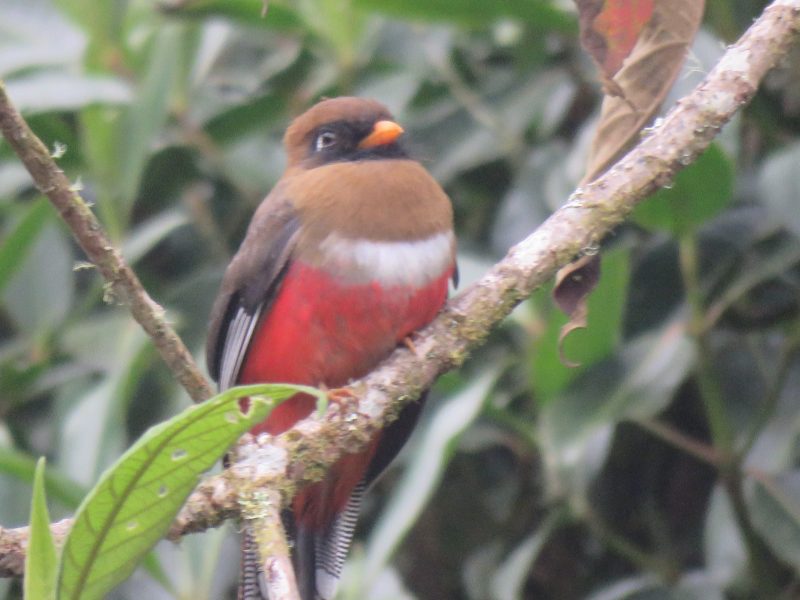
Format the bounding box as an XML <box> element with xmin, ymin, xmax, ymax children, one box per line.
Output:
<box><xmin>238</xmin><ymin>260</ymin><xmax>451</xmax><ymax>527</ymax></box>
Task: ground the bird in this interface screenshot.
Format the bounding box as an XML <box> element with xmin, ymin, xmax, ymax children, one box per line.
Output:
<box><xmin>206</xmin><ymin>97</ymin><xmax>457</xmax><ymax>600</ymax></box>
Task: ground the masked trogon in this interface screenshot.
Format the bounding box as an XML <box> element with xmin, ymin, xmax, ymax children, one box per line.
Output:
<box><xmin>206</xmin><ymin>97</ymin><xmax>457</xmax><ymax>600</ymax></box>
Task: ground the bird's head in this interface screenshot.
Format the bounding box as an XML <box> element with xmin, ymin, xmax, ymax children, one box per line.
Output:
<box><xmin>284</xmin><ymin>97</ymin><xmax>407</xmax><ymax>169</ymax></box>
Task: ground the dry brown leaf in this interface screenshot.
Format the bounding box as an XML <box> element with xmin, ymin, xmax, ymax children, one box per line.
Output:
<box><xmin>554</xmin><ymin>0</ymin><xmax>704</xmax><ymax>366</ymax></box>
<box><xmin>583</xmin><ymin>0</ymin><xmax>706</xmax><ymax>182</ymax></box>
<box><xmin>577</xmin><ymin>0</ymin><xmax>656</xmax><ymax>79</ymax></box>
<box><xmin>553</xmin><ymin>254</ymin><xmax>602</xmax><ymax>367</ymax></box>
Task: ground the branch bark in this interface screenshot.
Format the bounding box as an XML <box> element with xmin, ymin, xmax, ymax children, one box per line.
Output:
<box><xmin>0</xmin><ymin>82</ymin><xmax>213</xmax><ymax>403</ymax></box>
<box><xmin>1</xmin><ymin>0</ymin><xmax>799</xmax><ymax>582</ymax></box>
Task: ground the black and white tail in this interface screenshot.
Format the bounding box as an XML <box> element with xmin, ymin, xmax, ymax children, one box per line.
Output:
<box><xmin>237</xmin><ymin>396</ymin><xmax>426</xmax><ymax>599</ymax></box>
<box><xmin>238</xmin><ymin>484</ymin><xmax>365</xmax><ymax>600</ymax></box>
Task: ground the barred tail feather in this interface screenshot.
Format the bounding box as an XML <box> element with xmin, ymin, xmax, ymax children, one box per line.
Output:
<box><xmin>290</xmin><ymin>483</ymin><xmax>365</xmax><ymax>600</ymax></box>
<box><xmin>313</xmin><ymin>483</ymin><xmax>365</xmax><ymax>599</ymax></box>
<box><xmin>239</xmin><ymin>528</ymin><xmax>267</xmax><ymax>599</ymax></box>
<box><xmin>237</xmin><ymin>397</ymin><xmax>427</xmax><ymax>598</ymax></box>
<box><xmin>293</xmin><ymin>521</ymin><xmax>317</xmax><ymax>600</ymax></box>
<box><xmin>238</xmin><ymin>486</ymin><xmax>364</xmax><ymax>600</ymax></box>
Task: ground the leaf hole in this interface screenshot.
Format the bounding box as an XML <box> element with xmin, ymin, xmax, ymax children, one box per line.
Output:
<box><xmin>171</xmin><ymin>448</ymin><xmax>188</xmax><ymax>461</ymax></box>
<box><xmin>158</xmin><ymin>485</ymin><xmax>168</xmax><ymax>497</ymax></box>
<box><xmin>225</xmin><ymin>411</ymin><xmax>239</xmax><ymax>424</ymax></box>
<box><xmin>126</xmin><ymin>521</ymin><xmax>138</xmax><ymax>532</ymax></box>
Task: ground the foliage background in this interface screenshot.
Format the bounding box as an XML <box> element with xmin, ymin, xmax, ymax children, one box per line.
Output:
<box><xmin>1</xmin><ymin>0</ymin><xmax>799</xmax><ymax>598</ymax></box>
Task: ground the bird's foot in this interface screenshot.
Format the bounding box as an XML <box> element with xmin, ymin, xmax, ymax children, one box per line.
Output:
<box><xmin>318</xmin><ymin>385</ymin><xmax>358</xmax><ymax>414</ymax></box>
<box><xmin>403</xmin><ymin>334</ymin><xmax>422</xmax><ymax>357</ymax></box>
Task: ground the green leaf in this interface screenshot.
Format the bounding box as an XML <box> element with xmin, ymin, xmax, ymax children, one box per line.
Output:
<box><xmin>586</xmin><ymin>573</ymin><xmax>724</xmax><ymax>600</ymax></box>
<box><xmin>0</xmin><ymin>198</ymin><xmax>51</xmax><ymax>293</ymax></box>
<box><xmin>2</xmin><ymin>222</ymin><xmax>74</xmax><ymax>335</ymax></box>
<box><xmin>704</xmin><ymin>485</ymin><xmax>746</xmax><ymax>586</ymax></box>
<box><xmin>758</xmin><ymin>140</ymin><xmax>800</xmax><ymax>236</ymax></box>
<box><xmin>161</xmin><ymin>0</ymin><xmax>303</xmax><ymax>31</ymax></box>
<box><xmin>489</xmin><ymin>512</ymin><xmax>562</xmax><ymax>600</ymax></box>
<box><xmin>58</xmin><ymin>328</ymin><xmax>151</xmax><ymax>487</ymax></box>
<box><xmin>5</xmin><ymin>73</ymin><xmax>130</xmax><ymax>114</ymax></box>
<box><xmin>0</xmin><ymin>0</ymin><xmax>85</xmax><ymax>77</ymax></box>
<box><xmin>121</xmin><ymin>209</ymin><xmax>189</xmax><ymax>264</ymax></box>
<box><xmin>25</xmin><ymin>457</ymin><xmax>58</xmax><ymax>600</ymax></box>
<box><xmin>57</xmin><ymin>383</ymin><xmax>322</xmax><ymax>600</ymax></box>
<box><xmin>204</xmin><ymin>94</ymin><xmax>288</xmax><ymax>145</ymax></box>
<box><xmin>51</xmin><ymin>0</ymin><xmax>120</xmax><ymax>69</ymax></box>
<box><xmin>364</xmin><ymin>370</ymin><xmax>497</xmax><ymax>582</ymax></box>
<box><xmin>633</xmin><ymin>143</ymin><xmax>734</xmax><ymax>236</ymax></box>
<box><xmin>353</xmin><ymin>0</ymin><xmax>576</xmax><ymax>32</ymax></box>
<box><xmin>747</xmin><ymin>471</ymin><xmax>800</xmax><ymax>571</ymax></box>
<box><xmin>538</xmin><ymin>318</ymin><xmax>696</xmax><ymax>502</ymax></box>
<box><xmin>0</xmin><ymin>447</ymin><xmax>85</xmax><ymax>509</ymax></box>
<box><xmin>116</xmin><ymin>25</ymin><xmax>184</xmax><ymax>226</ymax></box>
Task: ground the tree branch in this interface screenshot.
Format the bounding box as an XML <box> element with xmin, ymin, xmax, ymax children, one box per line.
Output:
<box><xmin>0</xmin><ymin>82</ymin><xmax>213</xmax><ymax>403</ymax></box>
<box><xmin>1</xmin><ymin>0</ymin><xmax>799</xmax><ymax>581</ymax></box>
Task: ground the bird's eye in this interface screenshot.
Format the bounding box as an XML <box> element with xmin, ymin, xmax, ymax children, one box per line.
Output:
<box><xmin>315</xmin><ymin>131</ymin><xmax>337</xmax><ymax>151</ymax></box>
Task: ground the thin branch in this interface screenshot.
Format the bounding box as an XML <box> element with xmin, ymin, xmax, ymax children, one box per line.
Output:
<box><xmin>232</xmin><ymin>437</ymin><xmax>302</xmax><ymax>599</ymax></box>
<box><xmin>0</xmin><ymin>82</ymin><xmax>213</xmax><ymax>403</ymax></box>
<box><xmin>634</xmin><ymin>418</ymin><xmax>721</xmax><ymax>467</ymax></box>
<box><xmin>0</xmin><ymin>520</ymin><xmax>71</xmax><ymax>579</ymax></box>
<box><xmin>1</xmin><ymin>0</ymin><xmax>799</xmax><ymax>581</ymax></box>
<box><xmin>243</xmin><ymin>492</ymin><xmax>300</xmax><ymax>600</ymax></box>
<box><xmin>582</xmin><ymin>504</ymin><xmax>679</xmax><ymax>582</ymax></box>
<box><xmin>679</xmin><ymin>234</ymin><xmax>734</xmax><ymax>456</ymax></box>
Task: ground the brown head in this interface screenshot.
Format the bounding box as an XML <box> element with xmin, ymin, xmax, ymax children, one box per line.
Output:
<box><xmin>274</xmin><ymin>97</ymin><xmax>453</xmax><ymax>243</ymax></box>
<box><xmin>282</xmin><ymin>97</ymin><xmax>406</xmax><ymax>169</ymax></box>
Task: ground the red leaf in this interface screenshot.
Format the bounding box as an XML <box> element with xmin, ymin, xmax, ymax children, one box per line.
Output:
<box><xmin>577</xmin><ymin>0</ymin><xmax>655</xmax><ymax>78</ymax></box>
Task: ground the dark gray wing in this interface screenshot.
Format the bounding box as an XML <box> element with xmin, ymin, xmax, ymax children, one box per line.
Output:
<box><xmin>206</xmin><ymin>193</ymin><xmax>301</xmax><ymax>389</ymax></box>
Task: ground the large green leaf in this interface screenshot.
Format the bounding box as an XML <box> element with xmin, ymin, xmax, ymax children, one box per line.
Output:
<box><xmin>24</xmin><ymin>458</ymin><xmax>58</xmax><ymax>600</ymax></box>
<box><xmin>121</xmin><ymin>209</ymin><xmax>189</xmax><ymax>264</ymax></box>
<box><xmin>5</xmin><ymin>73</ymin><xmax>130</xmax><ymax>114</ymax></box>
<box><xmin>0</xmin><ymin>198</ymin><xmax>51</xmax><ymax>293</ymax></box>
<box><xmin>0</xmin><ymin>447</ymin><xmax>85</xmax><ymax>509</ymax></box>
<box><xmin>758</xmin><ymin>141</ymin><xmax>800</xmax><ymax>236</ymax></box>
<box><xmin>353</xmin><ymin>0</ymin><xmax>575</xmax><ymax>31</ymax></box>
<box><xmin>0</xmin><ymin>0</ymin><xmax>85</xmax><ymax>77</ymax></box>
<box><xmin>747</xmin><ymin>471</ymin><xmax>800</xmax><ymax>571</ymax></box>
<box><xmin>204</xmin><ymin>94</ymin><xmax>288</xmax><ymax>145</ymax></box>
<box><xmin>704</xmin><ymin>485</ymin><xmax>746</xmax><ymax>586</ymax></box>
<box><xmin>57</xmin><ymin>383</ymin><xmax>322</xmax><ymax>600</ymax></box>
<box><xmin>2</xmin><ymin>222</ymin><xmax>74</xmax><ymax>335</ymax></box>
<box><xmin>489</xmin><ymin>513</ymin><xmax>562</xmax><ymax>600</ymax></box>
<box><xmin>363</xmin><ymin>370</ymin><xmax>497</xmax><ymax>583</ymax></box>
<box><xmin>585</xmin><ymin>573</ymin><xmax>724</xmax><ymax>600</ymax></box>
<box><xmin>58</xmin><ymin>327</ymin><xmax>151</xmax><ymax>487</ymax></box>
<box><xmin>538</xmin><ymin>318</ymin><xmax>696</xmax><ymax>502</ymax></box>
<box><xmin>633</xmin><ymin>143</ymin><xmax>734</xmax><ymax>236</ymax></box>
<box><xmin>115</xmin><ymin>25</ymin><xmax>184</xmax><ymax>227</ymax></box>
<box><xmin>160</xmin><ymin>0</ymin><xmax>303</xmax><ymax>31</ymax></box>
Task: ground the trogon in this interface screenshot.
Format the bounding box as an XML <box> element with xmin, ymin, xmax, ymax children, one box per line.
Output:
<box><xmin>206</xmin><ymin>97</ymin><xmax>457</xmax><ymax>600</ymax></box>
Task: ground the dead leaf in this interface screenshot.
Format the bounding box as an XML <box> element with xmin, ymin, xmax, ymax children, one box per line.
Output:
<box><xmin>553</xmin><ymin>254</ymin><xmax>601</xmax><ymax>367</ymax></box>
<box><xmin>576</xmin><ymin>0</ymin><xmax>655</xmax><ymax>79</ymax></box>
<box><xmin>552</xmin><ymin>1</ymin><xmax>704</xmax><ymax>366</ymax></box>
<box><xmin>582</xmin><ymin>0</ymin><xmax>706</xmax><ymax>182</ymax></box>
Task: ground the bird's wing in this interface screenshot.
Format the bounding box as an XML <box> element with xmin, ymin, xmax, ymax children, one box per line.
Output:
<box><xmin>206</xmin><ymin>190</ymin><xmax>301</xmax><ymax>390</ymax></box>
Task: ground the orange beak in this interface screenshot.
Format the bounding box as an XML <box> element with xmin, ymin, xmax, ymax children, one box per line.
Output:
<box><xmin>358</xmin><ymin>120</ymin><xmax>404</xmax><ymax>149</ymax></box>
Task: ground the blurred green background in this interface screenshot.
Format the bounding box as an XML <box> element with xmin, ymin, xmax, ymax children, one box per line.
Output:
<box><xmin>1</xmin><ymin>0</ymin><xmax>799</xmax><ymax>598</ymax></box>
